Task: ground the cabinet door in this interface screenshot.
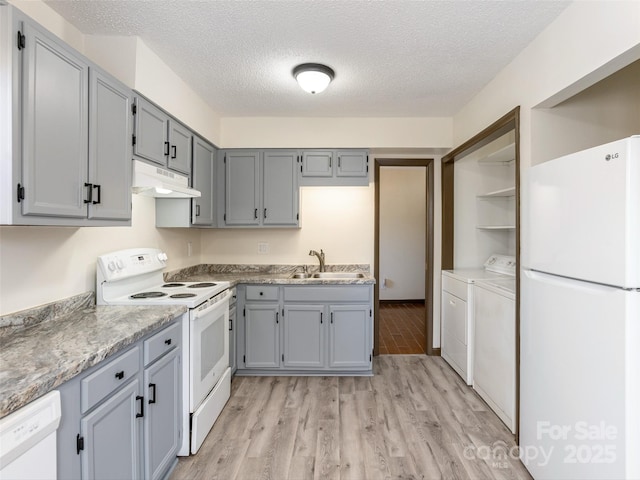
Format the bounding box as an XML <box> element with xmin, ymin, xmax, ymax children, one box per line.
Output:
<box><xmin>192</xmin><ymin>136</ymin><xmax>216</xmax><ymax>226</ymax></box>
<box><xmin>88</xmin><ymin>68</ymin><xmax>132</xmax><ymax>220</ymax></box>
<box><xmin>301</xmin><ymin>150</ymin><xmax>333</xmax><ymax>177</ymax></box>
<box><xmin>167</xmin><ymin>119</ymin><xmax>191</xmax><ymax>175</ymax></box>
<box><xmin>80</xmin><ymin>379</ymin><xmax>142</xmax><ymax>480</ymax></box>
<box><xmin>245</xmin><ymin>304</ymin><xmax>280</xmax><ymax>368</ymax></box>
<box><xmin>229</xmin><ymin>306</ymin><xmax>237</xmax><ymax>374</ymax></box>
<box><xmin>283</xmin><ymin>305</ymin><xmax>324</xmax><ymax>368</ymax></box>
<box><xmin>21</xmin><ymin>21</ymin><xmax>88</xmax><ymax>218</ymax></box>
<box><xmin>224</xmin><ymin>151</ymin><xmax>260</xmax><ymax>225</ymax></box>
<box><xmin>134</xmin><ymin>97</ymin><xmax>168</xmax><ymax>167</ymax></box>
<box><xmin>144</xmin><ymin>349</ymin><xmax>180</xmax><ymax>480</ymax></box>
<box><xmin>336</xmin><ymin>150</ymin><xmax>368</xmax><ymax>177</ymax></box>
<box><xmin>263</xmin><ymin>151</ymin><xmax>298</xmax><ymax>226</ymax></box>
<box><xmin>329</xmin><ymin>305</ymin><xmax>371</xmax><ymax>369</ymax></box>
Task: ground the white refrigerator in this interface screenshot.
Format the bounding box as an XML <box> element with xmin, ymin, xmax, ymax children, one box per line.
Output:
<box><xmin>521</xmin><ymin>135</ymin><xmax>640</xmax><ymax>480</ymax></box>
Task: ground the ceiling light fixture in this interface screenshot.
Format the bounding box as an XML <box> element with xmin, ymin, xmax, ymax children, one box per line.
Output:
<box><xmin>293</xmin><ymin>63</ymin><xmax>335</xmax><ymax>94</ymax></box>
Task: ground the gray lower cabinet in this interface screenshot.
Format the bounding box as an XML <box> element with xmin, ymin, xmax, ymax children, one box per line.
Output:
<box><xmin>229</xmin><ymin>303</ymin><xmax>237</xmax><ymax>374</ymax></box>
<box><xmin>329</xmin><ymin>305</ymin><xmax>371</xmax><ymax>368</ymax></box>
<box><xmin>237</xmin><ymin>284</ymin><xmax>373</xmax><ymax>374</ymax></box>
<box><xmin>244</xmin><ymin>303</ymin><xmax>280</xmax><ymax>368</ymax></box>
<box><xmin>143</xmin><ymin>348</ymin><xmax>180</xmax><ymax>480</ymax></box>
<box><xmin>57</xmin><ymin>320</ymin><xmax>182</xmax><ymax>480</ymax></box>
<box><xmin>80</xmin><ymin>379</ymin><xmax>142</xmax><ymax>480</ymax></box>
<box><xmin>133</xmin><ymin>96</ymin><xmax>191</xmax><ymax>175</ymax></box>
<box><xmin>299</xmin><ymin>149</ymin><xmax>369</xmax><ymax>186</ymax></box>
<box><xmin>283</xmin><ymin>305</ymin><xmax>324</xmax><ymax>368</ymax></box>
<box><xmin>4</xmin><ymin>10</ymin><xmax>132</xmax><ymax>226</ymax></box>
<box><xmin>220</xmin><ymin>150</ymin><xmax>299</xmax><ymax>227</ymax></box>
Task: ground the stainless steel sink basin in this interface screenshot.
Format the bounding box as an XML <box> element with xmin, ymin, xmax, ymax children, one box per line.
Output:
<box><xmin>290</xmin><ymin>273</ymin><xmax>312</xmax><ymax>279</ymax></box>
<box><xmin>312</xmin><ymin>272</ymin><xmax>365</xmax><ymax>279</ymax></box>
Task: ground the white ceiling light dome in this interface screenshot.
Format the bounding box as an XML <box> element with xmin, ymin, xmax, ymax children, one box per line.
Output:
<box><xmin>293</xmin><ymin>63</ymin><xmax>335</xmax><ymax>94</ymax></box>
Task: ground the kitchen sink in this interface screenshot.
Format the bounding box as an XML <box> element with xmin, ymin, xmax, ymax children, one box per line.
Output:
<box><xmin>290</xmin><ymin>273</ymin><xmax>312</xmax><ymax>279</ymax></box>
<box><xmin>312</xmin><ymin>272</ymin><xmax>365</xmax><ymax>279</ymax></box>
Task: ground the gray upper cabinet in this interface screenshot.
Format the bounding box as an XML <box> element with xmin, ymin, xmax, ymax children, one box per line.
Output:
<box><xmin>299</xmin><ymin>149</ymin><xmax>369</xmax><ymax>186</ymax></box>
<box><xmin>221</xmin><ymin>149</ymin><xmax>299</xmax><ymax>228</ymax></box>
<box><xmin>224</xmin><ymin>151</ymin><xmax>260</xmax><ymax>226</ymax></box>
<box><xmin>336</xmin><ymin>150</ymin><xmax>368</xmax><ymax>177</ymax></box>
<box><xmin>8</xmin><ymin>13</ymin><xmax>132</xmax><ymax>226</ymax></box>
<box><xmin>89</xmin><ymin>68</ymin><xmax>132</xmax><ymax>221</ymax></box>
<box><xmin>133</xmin><ymin>96</ymin><xmax>191</xmax><ymax>175</ymax></box>
<box><xmin>167</xmin><ymin>120</ymin><xmax>191</xmax><ymax>174</ymax></box>
<box><xmin>21</xmin><ymin>20</ymin><xmax>88</xmax><ymax>219</ymax></box>
<box><xmin>133</xmin><ymin>97</ymin><xmax>167</xmax><ymax>167</ymax></box>
<box><xmin>263</xmin><ymin>151</ymin><xmax>298</xmax><ymax>226</ymax></box>
<box><xmin>191</xmin><ymin>135</ymin><xmax>216</xmax><ymax>226</ymax></box>
<box><xmin>301</xmin><ymin>150</ymin><xmax>333</xmax><ymax>177</ymax></box>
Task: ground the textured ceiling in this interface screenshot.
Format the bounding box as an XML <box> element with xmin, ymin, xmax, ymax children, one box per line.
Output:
<box><xmin>45</xmin><ymin>0</ymin><xmax>570</xmax><ymax>117</ymax></box>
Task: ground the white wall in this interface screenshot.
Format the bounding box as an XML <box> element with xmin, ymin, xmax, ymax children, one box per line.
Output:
<box><xmin>453</xmin><ymin>1</ymin><xmax>640</xmax><ymax>170</ymax></box>
<box><xmin>379</xmin><ymin>167</ymin><xmax>426</xmax><ymax>301</ymax></box>
<box><xmin>221</xmin><ymin>117</ymin><xmax>452</xmax><ymax>149</ymax></box>
<box><xmin>0</xmin><ymin>196</ymin><xmax>201</xmax><ymax>315</ymax></box>
<box><xmin>532</xmin><ymin>59</ymin><xmax>640</xmax><ymax>165</ymax></box>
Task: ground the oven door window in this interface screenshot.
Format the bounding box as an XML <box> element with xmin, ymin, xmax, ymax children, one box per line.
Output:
<box><xmin>190</xmin><ymin>294</ymin><xmax>230</xmax><ymax>411</ymax></box>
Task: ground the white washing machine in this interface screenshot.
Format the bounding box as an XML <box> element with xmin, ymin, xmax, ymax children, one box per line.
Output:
<box><xmin>474</xmin><ymin>277</ymin><xmax>516</xmax><ymax>433</ymax></box>
<box><xmin>441</xmin><ymin>255</ymin><xmax>515</xmax><ymax>385</ymax></box>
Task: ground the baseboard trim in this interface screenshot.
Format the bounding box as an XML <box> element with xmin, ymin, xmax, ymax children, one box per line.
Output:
<box><xmin>379</xmin><ymin>299</ymin><xmax>425</xmax><ymax>305</ymax></box>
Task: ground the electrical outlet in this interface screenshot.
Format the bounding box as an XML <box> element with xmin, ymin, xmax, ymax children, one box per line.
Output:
<box><xmin>258</xmin><ymin>242</ymin><xmax>269</xmax><ymax>254</ymax></box>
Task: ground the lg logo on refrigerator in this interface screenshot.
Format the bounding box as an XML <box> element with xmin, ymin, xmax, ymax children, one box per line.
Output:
<box><xmin>605</xmin><ymin>152</ymin><xmax>619</xmax><ymax>161</ymax></box>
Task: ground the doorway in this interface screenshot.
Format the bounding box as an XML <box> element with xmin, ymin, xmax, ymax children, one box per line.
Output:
<box><xmin>374</xmin><ymin>159</ymin><xmax>435</xmax><ymax>356</ymax></box>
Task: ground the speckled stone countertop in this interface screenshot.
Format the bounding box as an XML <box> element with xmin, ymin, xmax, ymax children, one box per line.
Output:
<box><xmin>0</xmin><ymin>296</ymin><xmax>186</xmax><ymax>419</ymax></box>
<box><xmin>164</xmin><ymin>263</ymin><xmax>376</xmax><ymax>286</ymax></box>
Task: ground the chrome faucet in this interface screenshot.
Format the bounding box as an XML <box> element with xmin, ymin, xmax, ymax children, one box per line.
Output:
<box><xmin>309</xmin><ymin>249</ymin><xmax>325</xmax><ymax>272</ymax></box>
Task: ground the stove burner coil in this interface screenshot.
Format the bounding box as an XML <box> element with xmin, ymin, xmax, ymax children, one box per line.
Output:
<box><xmin>187</xmin><ymin>282</ymin><xmax>217</xmax><ymax>288</ymax></box>
<box><xmin>130</xmin><ymin>292</ymin><xmax>167</xmax><ymax>299</ymax></box>
<box><xmin>170</xmin><ymin>293</ymin><xmax>197</xmax><ymax>299</ymax></box>
<box><xmin>162</xmin><ymin>283</ymin><xmax>186</xmax><ymax>288</ymax></box>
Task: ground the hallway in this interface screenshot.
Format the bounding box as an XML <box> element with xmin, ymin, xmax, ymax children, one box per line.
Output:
<box><xmin>378</xmin><ymin>301</ymin><xmax>425</xmax><ymax>354</ymax></box>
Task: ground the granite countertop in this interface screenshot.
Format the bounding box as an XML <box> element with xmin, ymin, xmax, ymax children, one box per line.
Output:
<box><xmin>164</xmin><ymin>264</ymin><xmax>377</xmax><ymax>286</ymax></box>
<box><xmin>0</xmin><ymin>302</ymin><xmax>186</xmax><ymax>419</ymax></box>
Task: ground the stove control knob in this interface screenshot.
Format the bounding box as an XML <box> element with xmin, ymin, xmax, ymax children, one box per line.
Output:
<box><xmin>116</xmin><ymin>259</ymin><xmax>125</xmax><ymax>269</ymax></box>
<box><xmin>108</xmin><ymin>261</ymin><xmax>117</xmax><ymax>272</ymax></box>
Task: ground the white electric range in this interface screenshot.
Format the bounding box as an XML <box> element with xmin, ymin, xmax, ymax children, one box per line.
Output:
<box><xmin>96</xmin><ymin>248</ymin><xmax>231</xmax><ymax>455</ymax></box>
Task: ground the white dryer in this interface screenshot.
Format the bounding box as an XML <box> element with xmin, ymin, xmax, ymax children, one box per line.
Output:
<box><xmin>440</xmin><ymin>255</ymin><xmax>515</xmax><ymax>385</ymax></box>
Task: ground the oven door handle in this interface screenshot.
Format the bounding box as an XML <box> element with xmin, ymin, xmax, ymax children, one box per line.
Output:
<box><xmin>193</xmin><ymin>289</ymin><xmax>232</xmax><ymax>320</ymax></box>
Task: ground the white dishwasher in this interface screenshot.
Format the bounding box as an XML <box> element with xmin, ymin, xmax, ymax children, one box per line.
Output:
<box><xmin>0</xmin><ymin>391</ymin><xmax>61</xmax><ymax>480</ymax></box>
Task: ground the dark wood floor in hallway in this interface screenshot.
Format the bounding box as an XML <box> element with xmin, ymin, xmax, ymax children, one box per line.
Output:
<box><xmin>379</xmin><ymin>301</ymin><xmax>425</xmax><ymax>354</ymax></box>
<box><xmin>171</xmin><ymin>356</ymin><xmax>531</xmax><ymax>480</ymax></box>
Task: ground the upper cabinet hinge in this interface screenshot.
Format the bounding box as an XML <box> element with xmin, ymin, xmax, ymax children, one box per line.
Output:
<box><xmin>369</xmin><ymin>309</ymin><xmax>372</xmax><ymax>317</ymax></box>
<box><xmin>296</xmin><ymin>213</ymin><xmax>299</xmax><ymax>221</ymax></box>
<box><xmin>243</xmin><ymin>307</ymin><xmax>245</xmax><ymax>317</ymax></box>
<box><xmin>370</xmin><ymin>354</ymin><xmax>372</xmax><ymax>362</ymax></box>
<box><xmin>16</xmin><ymin>184</ymin><xmax>24</xmax><ymax>203</ymax></box>
<box><xmin>16</xmin><ymin>31</ymin><xmax>25</xmax><ymax>50</ymax></box>
<box><xmin>131</xmin><ymin>103</ymin><xmax>137</xmax><ymax>115</ymax></box>
<box><xmin>76</xmin><ymin>434</ymin><xmax>84</xmax><ymax>454</ymax></box>
<box><xmin>132</xmin><ymin>134</ymin><xmax>136</xmax><ymax>146</ymax></box>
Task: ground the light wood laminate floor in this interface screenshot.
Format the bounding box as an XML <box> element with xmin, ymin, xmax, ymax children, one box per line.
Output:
<box><xmin>171</xmin><ymin>356</ymin><xmax>532</xmax><ymax>480</ymax></box>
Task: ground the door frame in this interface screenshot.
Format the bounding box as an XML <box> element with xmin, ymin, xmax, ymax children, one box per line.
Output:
<box><xmin>374</xmin><ymin>159</ymin><xmax>435</xmax><ymax>356</ymax></box>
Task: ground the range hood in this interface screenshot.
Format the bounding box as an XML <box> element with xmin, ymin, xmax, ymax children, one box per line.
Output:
<box><xmin>132</xmin><ymin>160</ymin><xmax>201</xmax><ymax>198</ymax></box>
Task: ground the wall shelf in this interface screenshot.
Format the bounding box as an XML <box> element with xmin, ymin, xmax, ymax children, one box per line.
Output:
<box><xmin>477</xmin><ymin>186</ymin><xmax>516</xmax><ymax>198</ymax></box>
<box><xmin>477</xmin><ymin>225</ymin><xmax>516</xmax><ymax>230</ymax></box>
<box><xmin>477</xmin><ymin>143</ymin><xmax>515</xmax><ymax>165</ymax></box>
